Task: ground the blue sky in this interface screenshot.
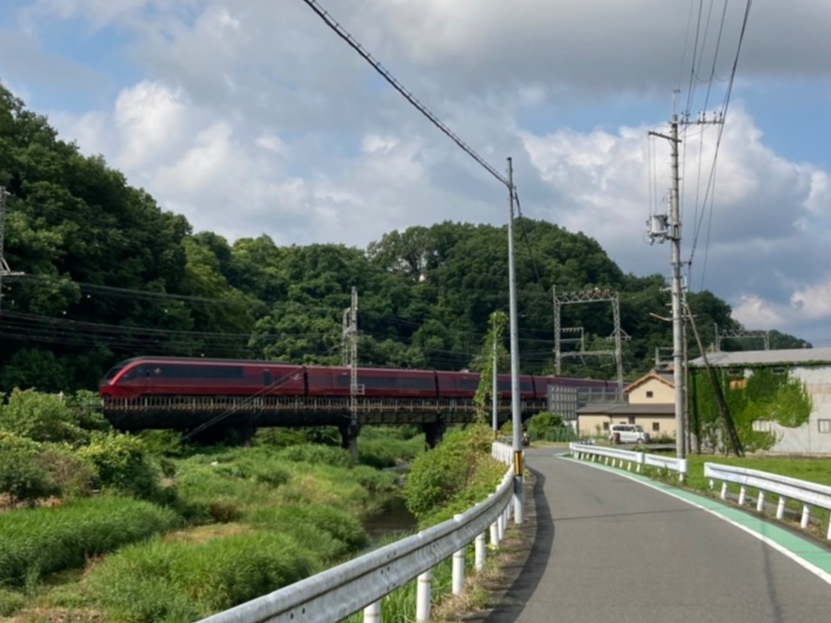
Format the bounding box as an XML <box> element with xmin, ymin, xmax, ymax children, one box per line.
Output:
<box><xmin>1</xmin><ymin>0</ymin><xmax>830</xmax><ymax>347</ymax></box>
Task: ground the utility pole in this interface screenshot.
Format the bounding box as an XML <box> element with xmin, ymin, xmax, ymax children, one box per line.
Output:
<box><xmin>649</xmin><ymin>108</ymin><xmax>685</xmax><ymax>460</ymax></box>
<box><xmin>648</xmin><ymin>101</ymin><xmax>724</xmax><ymax>459</ymax></box>
<box><xmin>506</xmin><ymin>157</ymin><xmax>523</xmax><ymax>524</ymax></box>
<box><xmin>342</xmin><ymin>287</ymin><xmax>361</xmax><ymax>458</ymax></box>
<box><xmin>492</xmin><ymin>337</ymin><xmax>498</xmax><ymax>438</ymax></box>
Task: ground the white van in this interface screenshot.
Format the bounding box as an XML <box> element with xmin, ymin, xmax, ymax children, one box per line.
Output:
<box><xmin>609</xmin><ymin>424</ymin><xmax>650</xmax><ymax>444</ymax></box>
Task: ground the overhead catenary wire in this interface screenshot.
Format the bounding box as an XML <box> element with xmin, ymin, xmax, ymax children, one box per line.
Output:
<box><xmin>298</xmin><ymin>0</ymin><xmax>510</xmax><ymax>190</ymax></box>
<box><xmin>688</xmin><ymin>0</ymin><xmax>753</xmax><ymax>289</ymax></box>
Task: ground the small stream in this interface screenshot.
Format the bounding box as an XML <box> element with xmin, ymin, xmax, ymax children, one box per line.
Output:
<box><xmin>363</xmin><ymin>496</ymin><xmax>419</xmax><ymax>542</ymax></box>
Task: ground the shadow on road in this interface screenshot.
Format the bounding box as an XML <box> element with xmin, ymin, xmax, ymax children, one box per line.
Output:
<box><xmin>475</xmin><ymin>466</ymin><xmax>553</xmax><ymax>623</ymax></box>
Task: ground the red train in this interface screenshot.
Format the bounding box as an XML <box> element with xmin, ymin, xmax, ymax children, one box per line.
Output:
<box><xmin>99</xmin><ymin>356</ymin><xmax>615</xmax><ymax>402</ymax></box>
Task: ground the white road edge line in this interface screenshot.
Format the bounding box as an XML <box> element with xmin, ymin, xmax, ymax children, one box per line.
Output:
<box><xmin>558</xmin><ymin>454</ymin><xmax>831</xmax><ymax>588</ymax></box>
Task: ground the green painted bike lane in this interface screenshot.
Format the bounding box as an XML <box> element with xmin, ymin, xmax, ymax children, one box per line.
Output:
<box><xmin>560</xmin><ymin>454</ymin><xmax>831</xmax><ymax>584</ymax></box>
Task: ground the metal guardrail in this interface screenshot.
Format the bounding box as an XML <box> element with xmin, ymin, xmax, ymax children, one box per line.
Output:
<box><xmin>195</xmin><ymin>442</ymin><xmax>517</xmax><ymax>623</ymax></box>
<box><xmin>705</xmin><ymin>462</ymin><xmax>831</xmax><ymax>540</ymax></box>
<box><xmin>569</xmin><ymin>442</ymin><xmax>688</xmax><ymax>482</ymax></box>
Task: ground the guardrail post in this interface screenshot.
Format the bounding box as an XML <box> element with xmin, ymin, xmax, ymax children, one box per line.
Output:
<box><xmin>497</xmin><ymin>511</ymin><xmax>505</xmax><ymax>541</ymax></box>
<box><xmin>416</xmin><ymin>570</ymin><xmax>432</xmax><ymax>622</ymax></box>
<box><xmin>776</xmin><ymin>497</ymin><xmax>786</xmax><ymax>520</ymax></box>
<box><xmin>363</xmin><ymin>601</ymin><xmax>381</xmax><ymax>623</ymax></box>
<box><xmin>827</xmin><ymin>517</ymin><xmax>831</xmax><ymax>541</ymax></box>
<box><xmin>720</xmin><ymin>482</ymin><xmax>728</xmax><ymax>500</ymax></box>
<box><xmin>738</xmin><ymin>485</ymin><xmax>747</xmax><ymax>506</ymax></box>
<box><xmin>490</xmin><ymin>519</ymin><xmax>499</xmax><ymax>547</ymax></box>
<box><xmin>452</xmin><ymin>515</ymin><xmax>465</xmax><ymax>596</ymax></box>
<box><xmin>475</xmin><ymin>532</ymin><xmax>486</xmax><ymax>570</ymax></box>
<box><xmin>756</xmin><ymin>491</ymin><xmax>765</xmax><ymax>513</ymax></box>
<box><xmin>801</xmin><ymin>504</ymin><xmax>812</xmax><ymax>529</ymax></box>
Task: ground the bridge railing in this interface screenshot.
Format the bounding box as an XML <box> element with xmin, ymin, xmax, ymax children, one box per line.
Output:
<box><xmin>705</xmin><ymin>462</ymin><xmax>831</xmax><ymax>540</ymax></box>
<box><xmin>569</xmin><ymin>442</ymin><xmax>688</xmax><ymax>482</ymax></box>
<box><xmin>195</xmin><ymin>442</ymin><xmax>518</xmax><ymax>623</ymax></box>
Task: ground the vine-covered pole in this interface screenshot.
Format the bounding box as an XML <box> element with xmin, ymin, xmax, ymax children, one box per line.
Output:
<box><xmin>474</xmin><ymin>311</ymin><xmax>508</xmax><ymax>435</ymax></box>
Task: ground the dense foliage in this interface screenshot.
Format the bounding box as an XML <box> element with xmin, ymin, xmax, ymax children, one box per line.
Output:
<box><xmin>0</xmin><ymin>85</ymin><xmax>811</xmax><ymax>393</ymax></box>
<box><xmin>403</xmin><ymin>424</ymin><xmax>505</xmax><ymax>525</ymax></box>
<box><xmin>0</xmin><ymin>388</ymin><xmax>417</xmax><ymax>621</ymax></box>
<box><xmin>690</xmin><ymin>368</ymin><xmax>813</xmax><ymax>452</ymax></box>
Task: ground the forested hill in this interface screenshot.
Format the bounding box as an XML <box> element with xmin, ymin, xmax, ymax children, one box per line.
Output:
<box><xmin>0</xmin><ymin>86</ymin><xmax>810</xmax><ymax>393</ymax></box>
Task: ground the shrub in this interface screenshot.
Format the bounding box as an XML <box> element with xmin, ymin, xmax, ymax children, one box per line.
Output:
<box><xmin>0</xmin><ymin>496</ymin><xmax>181</xmax><ymax>587</ymax></box>
<box><xmin>0</xmin><ymin>388</ymin><xmax>85</xmax><ymax>443</ymax></box>
<box><xmin>349</xmin><ymin>465</ymin><xmax>398</xmax><ymax>493</ymax></box>
<box><xmin>250</xmin><ymin>503</ymin><xmax>369</xmax><ymax>561</ymax></box>
<box><xmin>34</xmin><ymin>443</ymin><xmax>97</xmax><ymax>498</ymax></box>
<box><xmin>0</xmin><ymin>433</ymin><xmax>57</xmax><ymax>504</ymax></box>
<box><xmin>526</xmin><ymin>412</ymin><xmax>565</xmax><ymax>439</ymax></box>
<box><xmin>78</xmin><ymin>432</ymin><xmax>159</xmax><ymax>499</ymax></box>
<box><xmin>138</xmin><ymin>429</ymin><xmax>186</xmax><ymax>456</ymax></box>
<box><xmin>66</xmin><ymin>389</ymin><xmax>112</xmax><ymax>433</ymax></box>
<box><xmin>276</xmin><ymin>444</ymin><xmax>353</xmax><ymax>467</ymax></box>
<box><xmin>0</xmin><ymin>587</ymin><xmax>25</xmax><ymax>617</ymax></box>
<box><xmin>403</xmin><ymin>424</ymin><xmax>500</xmax><ymax>522</ymax></box>
<box><xmin>87</xmin><ymin>532</ymin><xmax>318</xmax><ymax>622</ymax></box>
<box><xmin>358</xmin><ymin>436</ymin><xmax>423</xmax><ymax>469</ymax></box>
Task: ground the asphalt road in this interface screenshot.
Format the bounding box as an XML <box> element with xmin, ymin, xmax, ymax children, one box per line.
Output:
<box><xmin>479</xmin><ymin>448</ymin><xmax>831</xmax><ymax>623</ymax></box>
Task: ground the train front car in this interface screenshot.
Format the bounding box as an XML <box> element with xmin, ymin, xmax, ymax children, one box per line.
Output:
<box><xmin>100</xmin><ymin>357</ymin><xmax>307</xmax><ymax>401</ymax></box>
<box><xmin>99</xmin><ymin>358</ymin><xmax>146</xmax><ymax>400</ymax></box>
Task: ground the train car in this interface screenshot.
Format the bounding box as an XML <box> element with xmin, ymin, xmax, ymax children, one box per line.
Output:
<box><xmin>99</xmin><ymin>356</ymin><xmax>617</xmax><ymax>404</ymax></box>
<box><xmin>435</xmin><ymin>370</ymin><xmax>536</xmax><ymax>400</ymax></box>
<box><xmin>434</xmin><ymin>370</ymin><xmax>480</xmax><ymax>398</ymax></box>
<box><xmin>99</xmin><ymin>357</ymin><xmax>306</xmax><ymax>400</ymax></box>
<box><xmin>306</xmin><ymin>366</ymin><xmax>438</xmax><ymax>399</ymax></box>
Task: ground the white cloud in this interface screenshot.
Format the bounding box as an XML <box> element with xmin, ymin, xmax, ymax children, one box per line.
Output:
<box><xmin>19</xmin><ymin>0</ymin><xmax>831</xmax><ymax>343</ymax></box>
<box><xmin>733</xmin><ymin>295</ymin><xmax>786</xmax><ymax>329</ymax></box>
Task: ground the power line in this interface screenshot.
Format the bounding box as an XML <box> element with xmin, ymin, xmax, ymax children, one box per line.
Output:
<box><xmin>689</xmin><ymin>0</ymin><xmax>753</xmax><ymax>289</ymax></box>
<box><xmin>299</xmin><ymin>0</ymin><xmax>509</xmax><ymax>189</ymax></box>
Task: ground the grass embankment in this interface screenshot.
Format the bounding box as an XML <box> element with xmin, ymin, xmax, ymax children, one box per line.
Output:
<box><xmin>2</xmin><ymin>427</ymin><xmax>425</xmax><ymax>622</ymax></box>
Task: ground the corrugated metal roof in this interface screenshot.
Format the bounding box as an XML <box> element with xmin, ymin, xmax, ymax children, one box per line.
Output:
<box><xmin>688</xmin><ymin>348</ymin><xmax>831</xmax><ymax>368</ymax></box>
<box><xmin>576</xmin><ymin>403</ymin><xmax>675</xmax><ymax>416</ymax></box>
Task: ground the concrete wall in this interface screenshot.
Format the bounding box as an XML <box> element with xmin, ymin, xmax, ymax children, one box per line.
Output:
<box><xmin>628</xmin><ymin>378</ymin><xmax>675</xmax><ymax>405</ymax></box>
<box><xmin>577</xmin><ymin>413</ymin><xmax>677</xmax><ymax>438</ymax></box>
<box><xmin>763</xmin><ymin>367</ymin><xmax>831</xmax><ymax>454</ymax></box>
<box><xmin>578</xmin><ymin>414</ymin><xmax>611</xmax><ymax>437</ymax></box>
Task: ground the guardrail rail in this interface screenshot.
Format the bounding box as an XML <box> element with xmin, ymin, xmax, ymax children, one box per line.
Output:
<box><xmin>195</xmin><ymin>442</ymin><xmax>520</xmax><ymax>623</ymax></box>
<box><xmin>568</xmin><ymin>442</ymin><xmax>688</xmax><ymax>482</ymax></box>
<box><xmin>705</xmin><ymin>462</ymin><xmax>831</xmax><ymax>540</ymax></box>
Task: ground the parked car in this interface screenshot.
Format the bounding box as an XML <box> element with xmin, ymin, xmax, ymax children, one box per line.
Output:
<box><xmin>609</xmin><ymin>424</ymin><xmax>650</xmax><ymax>445</ymax></box>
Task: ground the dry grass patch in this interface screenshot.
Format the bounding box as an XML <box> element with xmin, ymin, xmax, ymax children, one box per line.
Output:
<box><xmin>162</xmin><ymin>522</ymin><xmax>254</xmax><ymax>544</ymax></box>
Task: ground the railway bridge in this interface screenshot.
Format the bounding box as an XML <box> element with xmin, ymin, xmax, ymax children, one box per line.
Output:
<box><xmin>100</xmin><ymin>396</ymin><xmax>547</xmax><ymax>447</ymax></box>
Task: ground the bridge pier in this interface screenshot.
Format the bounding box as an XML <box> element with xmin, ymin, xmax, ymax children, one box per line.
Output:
<box><xmin>423</xmin><ymin>418</ymin><xmax>447</xmax><ymax>449</ymax></box>
<box><xmin>339</xmin><ymin>421</ymin><xmax>361</xmax><ymax>458</ymax></box>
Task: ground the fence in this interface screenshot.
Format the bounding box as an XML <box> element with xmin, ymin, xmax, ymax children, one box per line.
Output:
<box><xmin>568</xmin><ymin>442</ymin><xmax>688</xmax><ymax>482</ymax></box>
<box><xmin>196</xmin><ymin>442</ymin><xmax>518</xmax><ymax>623</ymax></box>
<box><xmin>704</xmin><ymin>462</ymin><xmax>831</xmax><ymax>540</ymax></box>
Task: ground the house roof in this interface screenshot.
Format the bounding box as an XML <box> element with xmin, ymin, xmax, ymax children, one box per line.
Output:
<box><xmin>688</xmin><ymin>348</ymin><xmax>831</xmax><ymax>368</ymax></box>
<box><xmin>576</xmin><ymin>403</ymin><xmax>675</xmax><ymax>416</ymax></box>
<box><xmin>623</xmin><ymin>370</ymin><xmax>675</xmax><ymax>393</ymax></box>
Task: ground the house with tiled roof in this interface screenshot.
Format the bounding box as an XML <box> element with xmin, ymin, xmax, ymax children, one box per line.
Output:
<box><xmin>576</xmin><ymin>369</ymin><xmax>677</xmax><ymax>440</ymax></box>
